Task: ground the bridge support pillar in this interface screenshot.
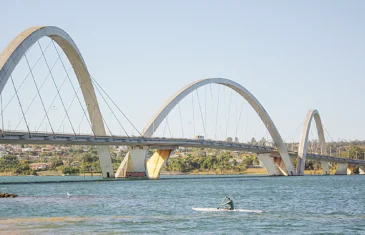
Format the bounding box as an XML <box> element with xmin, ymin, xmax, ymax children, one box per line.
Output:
<box><xmin>296</xmin><ymin>156</ymin><xmax>305</xmax><ymax>176</ymax></box>
<box><xmin>347</xmin><ymin>165</ymin><xmax>355</xmax><ymax>175</ymax></box>
<box><xmin>335</xmin><ymin>163</ymin><xmax>348</xmax><ymax>175</ymax></box>
<box><xmin>115</xmin><ymin>146</ymin><xmax>148</xmax><ymax>178</ymax></box>
<box><xmin>359</xmin><ymin>165</ymin><xmax>365</xmax><ymax>175</ymax></box>
<box><xmin>257</xmin><ymin>153</ymin><xmax>283</xmax><ymax>176</ymax></box>
<box><xmin>96</xmin><ymin>146</ymin><xmax>115</xmax><ymax>178</ymax></box>
<box><xmin>273</xmin><ymin>156</ymin><xmax>290</xmax><ymax>176</ymax></box>
<box><xmin>146</xmin><ymin>149</ymin><xmax>172</xmax><ymax>179</ymax></box>
<box><xmin>321</xmin><ymin>161</ymin><xmax>330</xmax><ymax>175</ymax></box>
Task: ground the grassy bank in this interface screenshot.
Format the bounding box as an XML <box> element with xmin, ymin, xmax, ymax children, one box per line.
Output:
<box><xmin>0</xmin><ymin>171</ymin><xmax>102</xmax><ymax>177</ymax></box>
<box><xmin>0</xmin><ymin>168</ymin><xmax>338</xmax><ymax>177</ymax></box>
<box><xmin>162</xmin><ymin>168</ymin><xmax>338</xmax><ymax>176</ymax></box>
<box><xmin>37</xmin><ymin>171</ymin><xmax>102</xmax><ymax>176</ymax></box>
<box><xmin>304</xmin><ymin>169</ymin><xmax>337</xmax><ymax>175</ymax></box>
<box><xmin>161</xmin><ymin>167</ymin><xmax>267</xmax><ymax>175</ymax></box>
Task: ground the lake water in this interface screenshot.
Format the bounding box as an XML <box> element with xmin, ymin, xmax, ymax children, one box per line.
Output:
<box><xmin>0</xmin><ymin>175</ymin><xmax>364</xmax><ymax>234</ymax></box>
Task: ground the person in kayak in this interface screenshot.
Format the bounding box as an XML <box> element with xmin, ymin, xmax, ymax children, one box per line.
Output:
<box><xmin>220</xmin><ymin>196</ymin><xmax>234</xmax><ymax>210</ymax></box>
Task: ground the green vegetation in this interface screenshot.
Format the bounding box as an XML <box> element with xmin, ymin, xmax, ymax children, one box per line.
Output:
<box><xmin>287</xmin><ymin>140</ymin><xmax>365</xmax><ymax>160</ymax></box>
<box><xmin>0</xmin><ymin>155</ymin><xmax>36</xmax><ymax>175</ymax></box>
<box><xmin>0</xmin><ymin>145</ymin><xmax>123</xmax><ymax>176</ymax></box>
<box><xmin>163</xmin><ymin>150</ymin><xmax>260</xmax><ymax>174</ymax></box>
<box><xmin>62</xmin><ymin>167</ymin><xmax>80</xmax><ymax>175</ymax></box>
<box><xmin>1</xmin><ymin>138</ymin><xmax>365</xmax><ymax>176</ymax></box>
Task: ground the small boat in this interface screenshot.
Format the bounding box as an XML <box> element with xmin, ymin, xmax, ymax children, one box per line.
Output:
<box><xmin>192</xmin><ymin>208</ymin><xmax>263</xmax><ymax>213</ymax></box>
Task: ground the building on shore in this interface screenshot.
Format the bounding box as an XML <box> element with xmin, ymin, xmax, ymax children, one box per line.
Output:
<box><xmin>29</xmin><ymin>163</ymin><xmax>50</xmax><ymax>170</ymax></box>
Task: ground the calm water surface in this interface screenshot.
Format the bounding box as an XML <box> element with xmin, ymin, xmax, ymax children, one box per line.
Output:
<box><xmin>0</xmin><ymin>175</ymin><xmax>364</xmax><ymax>234</ymax></box>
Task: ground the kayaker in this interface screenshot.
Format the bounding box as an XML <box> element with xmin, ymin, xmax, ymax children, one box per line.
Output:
<box><xmin>220</xmin><ymin>196</ymin><xmax>234</xmax><ymax>210</ymax></box>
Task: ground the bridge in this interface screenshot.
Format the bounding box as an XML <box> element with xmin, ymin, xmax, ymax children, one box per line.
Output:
<box><xmin>0</xmin><ymin>26</ymin><xmax>364</xmax><ymax>179</ymax></box>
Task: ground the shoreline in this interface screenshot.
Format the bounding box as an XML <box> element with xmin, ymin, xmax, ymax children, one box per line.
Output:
<box><xmin>161</xmin><ymin>167</ymin><xmax>267</xmax><ymax>175</ymax></box>
<box><xmin>0</xmin><ymin>168</ymin><xmax>337</xmax><ymax>177</ymax></box>
<box><xmin>0</xmin><ymin>168</ymin><xmax>267</xmax><ymax>177</ymax></box>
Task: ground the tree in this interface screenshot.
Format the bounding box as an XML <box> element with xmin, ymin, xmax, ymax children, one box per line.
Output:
<box><xmin>258</xmin><ymin>137</ymin><xmax>266</xmax><ymax>146</ymax></box>
<box><xmin>242</xmin><ymin>156</ymin><xmax>253</xmax><ymax>167</ymax></box>
<box><xmin>226</xmin><ymin>137</ymin><xmax>233</xmax><ymax>142</ymax></box>
<box><xmin>0</xmin><ymin>155</ymin><xmax>19</xmax><ymax>171</ymax></box>
<box><xmin>348</xmin><ymin>146</ymin><xmax>364</xmax><ymax>159</ymax></box>
<box><xmin>62</xmin><ymin>167</ymin><xmax>72</xmax><ymax>175</ymax></box>
<box><xmin>62</xmin><ymin>167</ymin><xmax>79</xmax><ymax>175</ymax></box>
<box><xmin>82</xmin><ymin>153</ymin><xmax>98</xmax><ymax>163</ymax></box>
<box><xmin>305</xmin><ymin>160</ymin><xmax>315</xmax><ymax>170</ymax></box>
<box><xmin>50</xmin><ymin>159</ymin><xmax>63</xmax><ymax>169</ymax></box>
<box><xmin>249</xmin><ymin>137</ymin><xmax>257</xmax><ymax>145</ymax></box>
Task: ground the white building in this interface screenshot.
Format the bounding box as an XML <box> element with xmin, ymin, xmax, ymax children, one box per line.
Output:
<box><xmin>22</xmin><ymin>148</ymin><xmax>34</xmax><ymax>152</ymax></box>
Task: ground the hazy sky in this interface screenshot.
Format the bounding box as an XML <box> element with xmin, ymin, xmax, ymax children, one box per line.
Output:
<box><xmin>0</xmin><ymin>0</ymin><xmax>364</xmax><ymax>142</ymax></box>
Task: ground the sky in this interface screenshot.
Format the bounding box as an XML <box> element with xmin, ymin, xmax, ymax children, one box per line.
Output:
<box><xmin>0</xmin><ymin>0</ymin><xmax>364</xmax><ymax>142</ymax></box>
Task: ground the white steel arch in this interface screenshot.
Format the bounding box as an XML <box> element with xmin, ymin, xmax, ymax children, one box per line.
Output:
<box><xmin>0</xmin><ymin>26</ymin><xmax>114</xmax><ymax>178</ymax></box>
<box><xmin>297</xmin><ymin>109</ymin><xmax>327</xmax><ymax>175</ymax></box>
<box><xmin>143</xmin><ymin>78</ymin><xmax>296</xmax><ymax>176</ymax></box>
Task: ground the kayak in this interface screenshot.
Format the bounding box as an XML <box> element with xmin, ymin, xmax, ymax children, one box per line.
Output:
<box><xmin>192</xmin><ymin>208</ymin><xmax>263</xmax><ymax>213</ymax></box>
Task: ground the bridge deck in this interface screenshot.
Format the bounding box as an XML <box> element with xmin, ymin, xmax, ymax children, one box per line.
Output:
<box><xmin>0</xmin><ymin>131</ymin><xmax>364</xmax><ymax>165</ymax></box>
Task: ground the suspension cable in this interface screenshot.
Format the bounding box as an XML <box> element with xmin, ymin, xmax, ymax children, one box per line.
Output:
<box><xmin>91</xmin><ymin>78</ymin><xmax>139</xmax><ymax>138</ymax></box>
<box><xmin>95</xmin><ymin>81</ymin><xmax>128</xmax><ymax>138</ymax></box>
<box><xmin>285</xmin><ymin>121</ymin><xmax>305</xmax><ymax>144</ymax></box>
<box><xmin>15</xmin><ymin>54</ymin><xmax>65</xmax><ymax>131</ymax></box>
<box><xmin>323</xmin><ymin>125</ymin><xmax>336</xmax><ymax>143</ymax></box>
<box><xmin>51</xmin><ymin>40</ymin><xmax>95</xmax><ymax>136</ymax></box>
<box><xmin>38</xmin><ymin>41</ymin><xmax>76</xmax><ymax>135</ymax></box>
<box><xmin>90</xmin><ymin>76</ymin><xmax>144</xmax><ymax>138</ymax></box>
<box><xmin>245</xmin><ymin>101</ymin><xmax>248</xmax><ymax>133</ymax></box>
<box><xmin>209</xmin><ymin>84</ymin><xmax>213</xmax><ymax>138</ymax></box>
<box><xmin>24</xmin><ymin>54</ymin><xmax>55</xmax><ymax>134</ymax></box>
<box><xmin>223</xmin><ymin>86</ymin><xmax>226</xmax><ymax>126</ymax></box>
<box><xmin>91</xmin><ymin>80</ymin><xmax>127</xmax><ymax>137</ymax></box>
<box><xmin>70</xmin><ymin>68</ymin><xmax>114</xmax><ymax>138</ymax></box>
<box><xmin>56</xmin><ymin>85</ymin><xmax>82</xmax><ymax>134</ymax></box>
<box><xmin>1</xmin><ymin>94</ymin><xmax>3</xmax><ymax>132</ymax></box>
<box><xmin>235</xmin><ymin>97</ymin><xmax>244</xmax><ymax>140</ymax></box>
<box><xmin>309</xmin><ymin>127</ymin><xmax>317</xmax><ymax>153</ymax></box>
<box><xmin>235</xmin><ymin>93</ymin><xmax>238</xmax><ymax>137</ymax></box>
<box><xmin>225</xmin><ymin>90</ymin><xmax>233</xmax><ymax>140</ymax></box>
<box><xmin>322</xmin><ymin>129</ymin><xmax>333</xmax><ymax>154</ymax></box>
<box><xmin>10</xmin><ymin>76</ymin><xmax>30</xmax><ymax>134</ymax></box>
<box><xmin>178</xmin><ymin>103</ymin><xmax>184</xmax><ymax>138</ymax></box>
<box><xmin>192</xmin><ymin>92</ymin><xmax>195</xmax><ymax>136</ymax></box>
<box><xmin>214</xmin><ymin>85</ymin><xmax>220</xmax><ymax>140</ymax></box>
<box><xmin>162</xmin><ymin>117</ymin><xmax>168</xmax><ymax>137</ymax></box>
<box><xmin>76</xmin><ymin>112</ymin><xmax>85</xmax><ymax>135</ymax></box>
<box><xmin>195</xmin><ymin>89</ymin><xmax>207</xmax><ymax>137</ymax></box>
<box><xmin>166</xmin><ymin>115</ymin><xmax>172</xmax><ymax>138</ymax></box>
<box><xmin>36</xmin><ymin>67</ymin><xmax>73</xmax><ymax>132</ymax></box>
<box><xmin>204</xmin><ymin>86</ymin><xmax>207</xmax><ymax>135</ymax></box>
<box><xmin>0</xmin><ymin>41</ymin><xmax>54</xmax><ymax>116</ymax></box>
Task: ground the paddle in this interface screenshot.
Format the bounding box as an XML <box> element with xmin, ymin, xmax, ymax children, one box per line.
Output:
<box><xmin>217</xmin><ymin>197</ymin><xmax>227</xmax><ymax>210</ymax></box>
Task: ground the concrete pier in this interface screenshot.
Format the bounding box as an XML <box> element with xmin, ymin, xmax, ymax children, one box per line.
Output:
<box><xmin>335</xmin><ymin>163</ymin><xmax>348</xmax><ymax>175</ymax></box>
<box><xmin>257</xmin><ymin>154</ymin><xmax>283</xmax><ymax>176</ymax></box>
<box><xmin>347</xmin><ymin>165</ymin><xmax>355</xmax><ymax>175</ymax></box>
<box><xmin>321</xmin><ymin>161</ymin><xmax>330</xmax><ymax>175</ymax></box>
<box><xmin>115</xmin><ymin>147</ymin><xmax>148</xmax><ymax>178</ymax></box>
<box><xmin>146</xmin><ymin>150</ymin><xmax>172</xmax><ymax>179</ymax></box>
<box><xmin>359</xmin><ymin>165</ymin><xmax>365</xmax><ymax>175</ymax></box>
